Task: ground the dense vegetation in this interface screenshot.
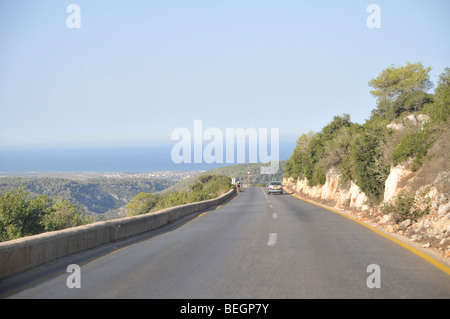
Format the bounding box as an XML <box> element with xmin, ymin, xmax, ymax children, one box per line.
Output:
<box><xmin>160</xmin><ymin>162</ymin><xmax>286</xmax><ymax>195</ymax></box>
<box><xmin>0</xmin><ymin>187</ymin><xmax>94</xmax><ymax>242</ymax></box>
<box><xmin>284</xmin><ymin>63</ymin><xmax>450</xmax><ymax>205</ymax></box>
<box><xmin>126</xmin><ymin>174</ymin><xmax>234</xmax><ymax>216</ymax></box>
<box><xmin>0</xmin><ymin>165</ymin><xmax>276</xmax><ymax>240</ymax></box>
<box><xmin>380</xmin><ymin>190</ymin><xmax>431</xmax><ymax>222</ymax></box>
<box><xmin>0</xmin><ymin>174</ymin><xmax>232</xmax><ymax>241</ymax></box>
<box><xmin>208</xmin><ymin>162</ymin><xmax>286</xmax><ymax>187</ymax></box>
<box><xmin>0</xmin><ymin>177</ymin><xmax>176</xmax><ymax>216</ymax></box>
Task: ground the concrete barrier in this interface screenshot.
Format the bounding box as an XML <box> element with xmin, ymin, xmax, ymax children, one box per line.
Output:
<box><xmin>0</xmin><ymin>188</ymin><xmax>236</xmax><ymax>279</ymax></box>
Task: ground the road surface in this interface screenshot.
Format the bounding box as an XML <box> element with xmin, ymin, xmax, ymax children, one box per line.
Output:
<box><xmin>2</xmin><ymin>187</ymin><xmax>450</xmax><ymax>298</ymax></box>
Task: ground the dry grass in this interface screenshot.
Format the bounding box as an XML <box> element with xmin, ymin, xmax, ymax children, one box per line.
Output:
<box><xmin>403</xmin><ymin>125</ymin><xmax>450</xmax><ymax>194</ymax></box>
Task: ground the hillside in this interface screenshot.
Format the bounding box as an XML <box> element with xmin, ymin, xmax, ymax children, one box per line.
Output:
<box><xmin>0</xmin><ymin>173</ymin><xmax>233</xmax><ymax>242</ymax></box>
<box><xmin>160</xmin><ymin>161</ymin><xmax>286</xmax><ymax>194</ymax></box>
<box><xmin>0</xmin><ymin>162</ymin><xmax>284</xmax><ymax>221</ymax></box>
<box><xmin>0</xmin><ymin>177</ymin><xmax>176</xmax><ymax>218</ymax></box>
<box><xmin>283</xmin><ymin>63</ymin><xmax>450</xmax><ymax>261</ymax></box>
<box><xmin>126</xmin><ymin>174</ymin><xmax>234</xmax><ymax>217</ymax></box>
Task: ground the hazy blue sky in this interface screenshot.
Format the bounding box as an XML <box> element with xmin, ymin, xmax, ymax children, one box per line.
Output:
<box><xmin>1</xmin><ymin>0</ymin><xmax>449</xmax><ymax>150</ymax></box>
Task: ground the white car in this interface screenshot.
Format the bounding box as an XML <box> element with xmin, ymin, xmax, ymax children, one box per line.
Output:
<box><xmin>268</xmin><ymin>181</ymin><xmax>283</xmax><ymax>195</ymax></box>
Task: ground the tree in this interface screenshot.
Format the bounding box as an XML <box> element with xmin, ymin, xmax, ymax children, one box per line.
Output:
<box><xmin>0</xmin><ymin>188</ymin><xmax>50</xmax><ymax>241</ymax></box>
<box><xmin>321</xmin><ymin>125</ymin><xmax>354</xmax><ymax>170</ymax></box>
<box><xmin>349</xmin><ymin>119</ymin><xmax>390</xmax><ymax>203</ymax></box>
<box><xmin>0</xmin><ymin>187</ymin><xmax>93</xmax><ymax>242</ymax></box>
<box><xmin>154</xmin><ymin>191</ymin><xmax>188</xmax><ymax>211</ymax></box>
<box><xmin>391</xmin><ymin>90</ymin><xmax>433</xmax><ymax>115</ymax></box>
<box><xmin>296</xmin><ymin>131</ymin><xmax>316</xmax><ymax>153</ymax></box>
<box><xmin>284</xmin><ymin>131</ymin><xmax>315</xmax><ymax>179</ymax></box>
<box><xmin>284</xmin><ymin>115</ymin><xmax>352</xmax><ymax>186</ymax></box>
<box><xmin>126</xmin><ymin>193</ymin><xmax>159</xmax><ymax>216</ymax></box>
<box><xmin>425</xmin><ymin>67</ymin><xmax>450</xmax><ymax>123</ymax></box>
<box><xmin>321</xmin><ymin>114</ymin><xmax>352</xmax><ymax>140</ymax></box>
<box><xmin>43</xmin><ymin>197</ymin><xmax>93</xmax><ymax>231</ymax></box>
<box><xmin>369</xmin><ymin>62</ymin><xmax>433</xmax><ymax>119</ymax></box>
<box><xmin>126</xmin><ymin>175</ymin><xmax>233</xmax><ymax>216</ymax></box>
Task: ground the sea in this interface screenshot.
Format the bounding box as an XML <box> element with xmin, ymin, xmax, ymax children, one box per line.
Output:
<box><xmin>0</xmin><ymin>143</ymin><xmax>295</xmax><ymax>173</ymax></box>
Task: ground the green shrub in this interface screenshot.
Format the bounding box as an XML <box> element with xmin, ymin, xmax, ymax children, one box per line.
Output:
<box><xmin>350</xmin><ymin>124</ymin><xmax>389</xmax><ymax>202</ymax></box>
<box><xmin>380</xmin><ymin>191</ymin><xmax>430</xmax><ymax>222</ymax></box>
<box><xmin>314</xmin><ymin>166</ymin><xmax>326</xmax><ymax>186</ymax></box>
<box><xmin>392</xmin><ymin>130</ymin><xmax>432</xmax><ymax>171</ymax></box>
<box><xmin>126</xmin><ymin>193</ymin><xmax>159</xmax><ymax>216</ymax></box>
<box><xmin>126</xmin><ymin>175</ymin><xmax>233</xmax><ymax>216</ymax></box>
<box><xmin>284</xmin><ymin>115</ymin><xmax>352</xmax><ymax>186</ymax></box>
<box><xmin>0</xmin><ymin>187</ymin><xmax>93</xmax><ymax>242</ymax></box>
<box><xmin>43</xmin><ymin>197</ymin><xmax>93</xmax><ymax>231</ymax></box>
<box><xmin>425</xmin><ymin>68</ymin><xmax>450</xmax><ymax>124</ymax></box>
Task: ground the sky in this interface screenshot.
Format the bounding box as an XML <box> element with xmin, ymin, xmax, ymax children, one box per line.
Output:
<box><xmin>0</xmin><ymin>0</ymin><xmax>449</xmax><ymax>153</ymax></box>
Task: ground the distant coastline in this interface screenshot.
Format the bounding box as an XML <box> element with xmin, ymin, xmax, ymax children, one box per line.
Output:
<box><xmin>0</xmin><ymin>170</ymin><xmax>202</xmax><ymax>181</ymax></box>
<box><xmin>0</xmin><ymin>143</ymin><xmax>295</xmax><ymax>174</ymax></box>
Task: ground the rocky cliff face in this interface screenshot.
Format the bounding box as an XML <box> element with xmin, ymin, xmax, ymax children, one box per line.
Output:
<box><xmin>283</xmin><ymin>169</ymin><xmax>368</xmax><ymax>211</ymax></box>
<box><xmin>283</xmin><ymin>167</ymin><xmax>450</xmax><ymax>262</ymax></box>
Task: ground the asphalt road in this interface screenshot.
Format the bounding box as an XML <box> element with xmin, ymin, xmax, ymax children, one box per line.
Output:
<box><xmin>3</xmin><ymin>187</ymin><xmax>450</xmax><ymax>298</ymax></box>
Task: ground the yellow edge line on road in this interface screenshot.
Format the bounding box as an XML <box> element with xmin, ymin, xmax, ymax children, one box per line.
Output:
<box><xmin>287</xmin><ymin>192</ymin><xmax>450</xmax><ymax>276</ymax></box>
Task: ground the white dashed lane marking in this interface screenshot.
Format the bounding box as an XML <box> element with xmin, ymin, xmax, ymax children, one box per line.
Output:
<box><xmin>267</xmin><ymin>233</ymin><xmax>277</xmax><ymax>247</ymax></box>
